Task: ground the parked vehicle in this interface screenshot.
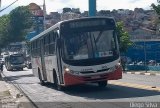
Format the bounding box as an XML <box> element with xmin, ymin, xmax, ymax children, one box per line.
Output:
<box><xmin>4</xmin><ymin>54</ymin><xmax>25</xmax><ymax>71</ymax></box>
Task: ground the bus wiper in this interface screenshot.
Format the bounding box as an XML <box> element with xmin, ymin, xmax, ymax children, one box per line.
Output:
<box><xmin>95</xmin><ymin>31</ymin><xmax>103</xmax><ymax>43</ymax></box>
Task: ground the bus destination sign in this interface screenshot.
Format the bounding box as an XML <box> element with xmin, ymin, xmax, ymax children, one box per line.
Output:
<box><xmin>69</xmin><ymin>20</ymin><xmax>106</xmax><ymax>28</ymax></box>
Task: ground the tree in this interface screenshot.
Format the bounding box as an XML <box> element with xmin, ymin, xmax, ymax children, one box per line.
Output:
<box><xmin>116</xmin><ymin>21</ymin><xmax>132</xmax><ymax>71</ymax></box>
<box><xmin>0</xmin><ymin>6</ymin><xmax>33</xmax><ymax>53</ymax></box>
<box><xmin>116</xmin><ymin>21</ymin><xmax>132</xmax><ymax>53</ymax></box>
<box><xmin>0</xmin><ymin>15</ymin><xmax>10</xmax><ymax>49</ymax></box>
<box><xmin>9</xmin><ymin>6</ymin><xmax>33</xmax><ymax>42</ymax></box>
<box><xmin>151</xmin><ymin>3</ymin><xmax>160</xmax><ymax>15</ymax></box>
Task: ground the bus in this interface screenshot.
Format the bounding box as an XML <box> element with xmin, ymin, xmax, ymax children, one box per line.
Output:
<box><xmin>5</xmin><ymin>54</ymin><xmax>25</xmax><ymax>71</ymax></box>
<box><xmin>30</xmin><ymin>17</ymin><xmax>122</xmax><ymax>90</ymax></box>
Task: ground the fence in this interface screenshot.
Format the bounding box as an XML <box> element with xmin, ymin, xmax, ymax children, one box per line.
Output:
<box><xmin>126</xmin><ymin>64</ymin><xmax>160</xmax><ymax>72</ymax></box>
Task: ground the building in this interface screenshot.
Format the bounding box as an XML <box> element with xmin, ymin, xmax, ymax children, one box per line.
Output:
<box><xmin>61</xmin><ymin>12</ymin><xmax>81</xmax><ymax>21</ymax></box>
<box><xmin>28</xmin><ymin>3</ymin><xmax>44</xmax><ymax>34</ymax></box>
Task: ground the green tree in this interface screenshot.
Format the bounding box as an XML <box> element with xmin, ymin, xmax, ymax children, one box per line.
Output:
<box><xmin>9</xmin><ymin>6</ymin><xmax>33</xmax><ymax>42</ymax></box>
<box><xmin>116</xmin><ymin>21</ymin><xmax>132</xmax><ymax>53</ymax></box>
<box><xmin>151</xmin><ymin>2</ymin><xmax>160</xmax><ymax>15</ymax></box>
<box><xmin>0</xmin><ymin>15</ymin><xmax>10</xmax><ymax>49</ymax></box>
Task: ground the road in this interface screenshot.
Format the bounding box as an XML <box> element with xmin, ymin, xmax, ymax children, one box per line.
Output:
<box><xmin>2</xmin><ymin>68</ymin><xmax>160</xmax><ymax>108</ymax></box>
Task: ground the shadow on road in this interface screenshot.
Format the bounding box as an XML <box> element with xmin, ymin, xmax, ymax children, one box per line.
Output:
<box><xmin>4</xmin><ymin>71</ymin><xmax>160</xmax><ymax>100</ymax></box>
<box><xmin>4</xmin><ymin>74</ymin><xmax>34</xmax><ymax>82</ymax></box>
<box><xmin>60</xmin><ymin>84</ymin><xmax>160</xmax><ymax>100</ymax></box>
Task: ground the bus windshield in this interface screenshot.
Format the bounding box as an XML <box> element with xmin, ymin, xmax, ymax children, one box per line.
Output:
<box><xmin>10</xmin><ymin>56</ymin><xmax>24</xmax><ymax>64</ymax></box>
<box><xmin>63</xmin><ymin>29</ymin><xmax>118</xmax><ymax>61</ymax></box>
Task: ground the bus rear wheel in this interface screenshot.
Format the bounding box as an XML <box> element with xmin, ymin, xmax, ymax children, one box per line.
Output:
<box><xmin>98</xmin><ymin>81</ymin><xmax>108</xmax><ymax>88</ymax></box>
<box><xmin>38</xmin><ymin>70</ymin><xmax>45</xmax><ymax>85</ymax></box>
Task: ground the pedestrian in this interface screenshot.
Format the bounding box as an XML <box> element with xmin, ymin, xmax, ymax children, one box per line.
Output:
<box><xmin>121</xmin><ymin>56</ymin><xmax>127</xmax><ymax>72</ymax></box>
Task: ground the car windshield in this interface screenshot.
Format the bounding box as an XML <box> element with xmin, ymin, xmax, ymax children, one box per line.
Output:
<box><xmin>63</xmin><ymin>29</ymin><xmax>118</xmax><ymax>60</ymax></box>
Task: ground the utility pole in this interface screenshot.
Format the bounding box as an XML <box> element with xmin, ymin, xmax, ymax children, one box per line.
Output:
<box><xmin>0</xmin><ymin>0</ymin><xmax>1</xmax><ymax>9</ymax></box>
<box><xmin>43</xmin><ymin>0</ymin><xmax>46</xmax><ymax>30</ymax></box>
<box><xmin>144</xmin><ymin>39</ymin><xmax>147</xmax><ymax>73</ymax></box>
<box><xmin>89</xmin><ymin>0</ymin><xmax>96</xmax><ymax>17</ymax></box>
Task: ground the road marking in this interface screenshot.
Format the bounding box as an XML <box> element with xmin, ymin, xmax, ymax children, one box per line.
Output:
<box><xmin>109</xmin><ymin>81</ymin><xmax>160</xmax><ymax>92</ymax></box>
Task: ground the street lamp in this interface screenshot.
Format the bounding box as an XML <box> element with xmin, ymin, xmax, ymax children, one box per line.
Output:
<box><xmin>0</xmin><ymin>0</ymin><xmax>2</xmax><ymax>10</ymax></box>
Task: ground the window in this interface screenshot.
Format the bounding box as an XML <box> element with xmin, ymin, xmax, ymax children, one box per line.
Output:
<box><xmin>37</xmin><ymin>39</ymin><xmax>41</xmax><ymax>56</ymax></box>
<box><xmin>31</xmin><ymin>39</ymin><xmax>41</xmax><ymax>57</ymax></box>
<box><xmin>44</xmin><ymin>35</ymin><xmax>50</xmax><ymax>55</ymax></box>
<box><xmin>31</xmin><ymin>29</ymin><xmax>59</xmax><ymax>56</ymax></box>
<box><xmin>49</xmin><ymin>32</ymin><xmax>56</xmax><ymax>55</ymax></box>
<box><xmin>31</xmin><ymin>43</ymin><xmax>33</xmax><ymax>57</ymax></box>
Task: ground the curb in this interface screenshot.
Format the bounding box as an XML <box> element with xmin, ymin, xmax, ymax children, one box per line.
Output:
<box><xmin>125</xmin><ymin>72</ymin><xmax>160</xmax><ymax>76</ymax></box>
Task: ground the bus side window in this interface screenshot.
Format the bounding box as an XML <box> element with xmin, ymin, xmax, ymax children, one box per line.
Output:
<box><xmin>33</xmin><ymin>41</ymin><xmax>36</xmax><ymax>57</ymax></box>
<box><xmin>37</xmin><ymin>39</ymin><xmax>41</xmax><ymax>56</ymax></box>
<box><xmin>43</xmin><ymin>36</ymin><xmax>46</xmax><ymax>55</ymax></box>
<box><xmin>49</xmin><ymin>32</ymin><xmax>56</xmax><ymax>55</ymax></box>
<box><xmin>45</xmin><ymin>34</ymin><xmax>49</xmax><ymax>55</ymax></box>
<box><xmin>44</xmin><ymin>35</ymin><xmax>49</xmax><ymax>55</ymax></box>
<box><xmin>31</xmin><ymin>43</ymin><xmax>33</xmax><ymax>57</ymax></box>
<box><xmin>35</xmin><ymin>40</ymin><xmax>38</xmax><ymax>57</ymax></box>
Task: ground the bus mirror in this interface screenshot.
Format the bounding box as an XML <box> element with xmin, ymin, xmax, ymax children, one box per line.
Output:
<box><xmin>117</xmin><ymin>35</ymin><xmax>120</xmax><ymax>44</ymax></box>
<box><xmin>115</xmin><ymin>31</ymin><xmax>120</xmax><ymax>44</ymax></box>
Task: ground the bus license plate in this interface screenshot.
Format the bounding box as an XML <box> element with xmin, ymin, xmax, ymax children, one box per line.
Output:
<box><xmin>91</xmin><ymin>76</ymin><xmax>100</xmax><ymax>79</ymax></box>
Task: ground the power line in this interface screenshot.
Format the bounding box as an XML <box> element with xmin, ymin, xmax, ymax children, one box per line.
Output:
<box><xmin>0</xmin><ymin>0</ymin><xmax>18</xmax><ymax>13</ymax></box>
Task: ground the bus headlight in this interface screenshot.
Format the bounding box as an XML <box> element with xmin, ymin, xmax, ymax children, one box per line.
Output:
<box><xmin>116</xmin><ymin>63</ymin><xmax>121</xmax><ymax>69</ymax></box>
<box><xmin>64</xmin><ymin>67</ymin><xmax>79</xmax><ymax>75</ymax></box>
<box><xmin>64</xmin><ymin>67</ymin><xmax>70</xmax><ymax>72</ymax></box>
<box><xmin>64</xmin><ymin>67</ymin><xmax>74</xmax><ymax>74</ymax></box>
<box><xmin>117</xmin><ymin>62</ymin><xmax>121</xmax><ymax>66</ymax></box>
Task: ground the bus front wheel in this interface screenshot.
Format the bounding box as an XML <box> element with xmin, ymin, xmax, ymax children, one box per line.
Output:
<box><xmin>98</xmin><ymin>81</ymin><xmax>108</xmax><ymax>88</ymax></box>
<box><xmin>53</xmin><ymin>72</ymin><xmax>63</xmax><ymax>91</ymax></box>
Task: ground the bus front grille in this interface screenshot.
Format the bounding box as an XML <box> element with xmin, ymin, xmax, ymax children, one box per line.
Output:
<box><xmin>83</xmin><ymin>74</ymin><xmax>108</xmax><ymax>81</ymax></box>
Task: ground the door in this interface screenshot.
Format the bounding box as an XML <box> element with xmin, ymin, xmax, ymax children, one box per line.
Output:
<box><xmin>40</xmin><ymin>38</ymin><xmax>47</xmax><ymax>81</ymax></box>
<box><xmin>55</xmin><ymin>31</ymin><xmax>64</xmax><ymax>84</ymax></box>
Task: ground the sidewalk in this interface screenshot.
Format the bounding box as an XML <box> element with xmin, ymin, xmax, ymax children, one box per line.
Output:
<box><xmin>0</xmin><ymin>73</ymin><xmax>35</xmax><ymax>108</ymax></box>
<box><xmin>0</xmin><ymin>79</ymin><xmax>18</xmax><ymax>108</ymax></box>
<box><xmin>124</xmin><ymin>70</ymin><xmax>160</xmax><ymax>76</ymax></box>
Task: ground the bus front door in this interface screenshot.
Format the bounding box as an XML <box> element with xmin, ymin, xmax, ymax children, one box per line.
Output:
<box><xmin>40</xmin><ymin>39</ymin><xmax>47</xmax><ymax>81</ymax></box>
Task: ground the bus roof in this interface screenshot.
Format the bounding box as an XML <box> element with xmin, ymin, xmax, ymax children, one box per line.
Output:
<box><xmin>30</xmin><ymin>21</ymin><xmax>62</xmax><ymax>42</ymax></box>
<box><xmin>30</xmin><ymin>17</ymin><xmax>115</xmax><ymax>42</ymax></box>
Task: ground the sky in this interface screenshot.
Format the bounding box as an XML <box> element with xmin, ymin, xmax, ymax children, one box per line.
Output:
<box><xmin>0</xmin><ymin>0</ymin><xmax>157</xmax><ymax>16</ymax></box>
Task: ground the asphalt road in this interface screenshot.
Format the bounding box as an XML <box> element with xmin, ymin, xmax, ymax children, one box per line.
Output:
<box><xmin>2</xmin><ymin>68</ymin><xmax>160</xmax><ymax>108</ymax></box>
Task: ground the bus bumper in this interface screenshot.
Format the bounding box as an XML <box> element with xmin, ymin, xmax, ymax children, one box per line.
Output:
<box><xmin>64</xmin><ymin>67</ymin><xmax>122</xmax><ymax>86</ymax></box>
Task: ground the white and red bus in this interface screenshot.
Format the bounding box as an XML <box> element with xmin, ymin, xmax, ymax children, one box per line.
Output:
<box><xmin>30</xmin><ymin>17</ymin><xmax>122</xmax><ymax>90</ymax></box>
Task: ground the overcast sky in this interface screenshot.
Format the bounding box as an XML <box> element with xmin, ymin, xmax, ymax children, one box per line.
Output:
<box><xmin>0</xmin><ymin>0</ymin><xmax>157</xmax><ymax>16</ymax></box>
